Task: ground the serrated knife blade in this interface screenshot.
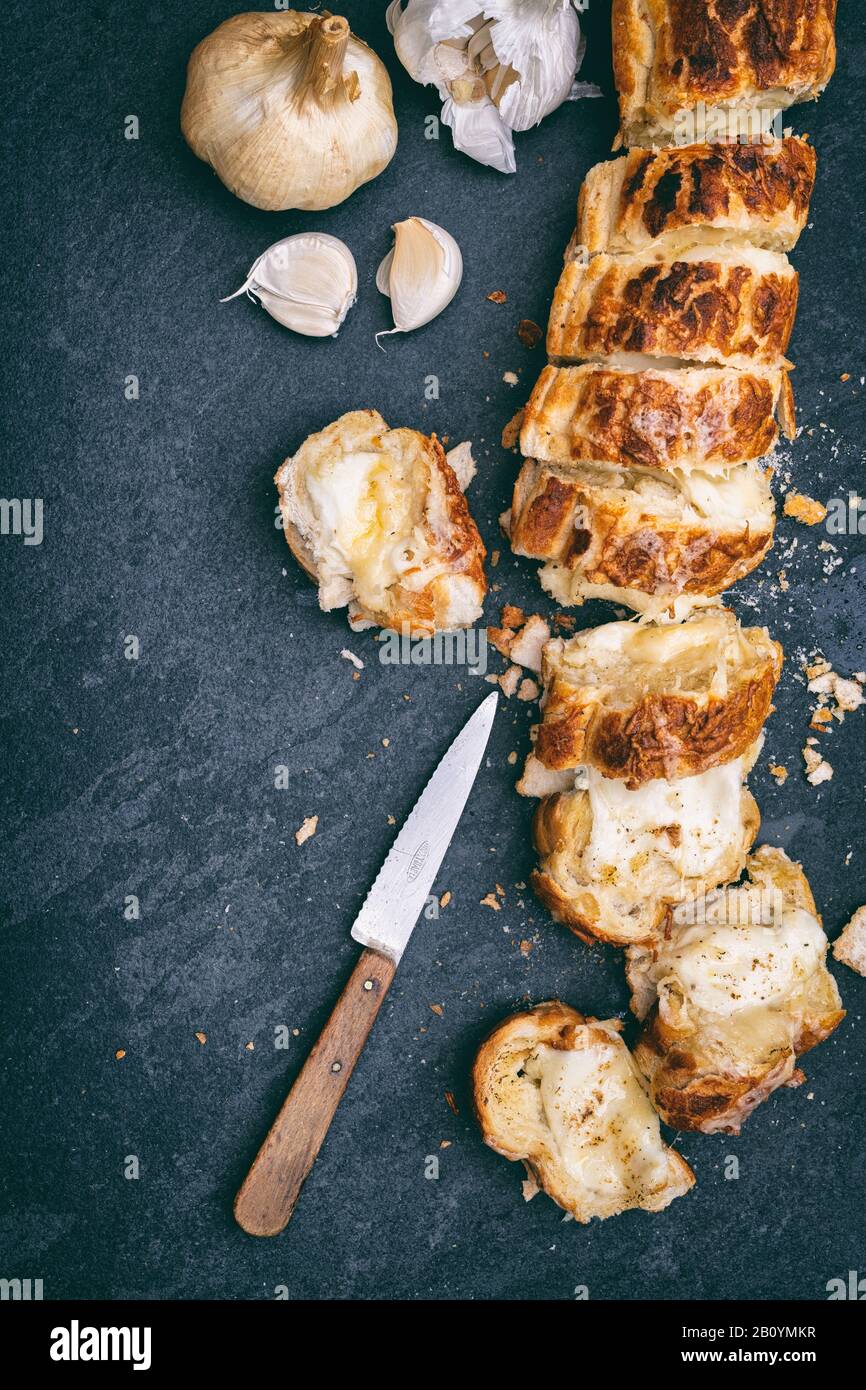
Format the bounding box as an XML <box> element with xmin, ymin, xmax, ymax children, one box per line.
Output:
<box><xmin>350</xmin><ymin>690</ymin><xmax>498</xmax><ymax>963</ymax></box>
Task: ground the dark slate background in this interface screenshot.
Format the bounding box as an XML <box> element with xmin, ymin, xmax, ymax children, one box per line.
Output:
<box><xmin>1</xmin><ymin>0</ymin><xmax>864</xmax><ymax>1302</ymax></box>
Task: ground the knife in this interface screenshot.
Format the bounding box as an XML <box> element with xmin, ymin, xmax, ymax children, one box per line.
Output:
<box><xmin>233</xmin><ymin>690</ymin><xmax>498</xmax><ymax>1237</ymax></box>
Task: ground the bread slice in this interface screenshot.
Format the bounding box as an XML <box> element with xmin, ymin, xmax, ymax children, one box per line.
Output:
<box><xmin>627</xmin><ymin>846</ymin><xmax>845</xmax><ymax>1134</ymax></box>
<box><xmin>531</xmin><ymin>745</ymin><xmax>761</xmax><ymax>946</ymax></box>
<box><xmin>577</xmin><ymin>139</ymin><xmax>816</xmax><ymax>257</ymax></box>
<box><xmin>520</xmin><ymin>363</ymin><xmax>795</xmax><ymax>473</ymax></box>
<box><xmin>534</xmin><ymin>608</ymin><xmax>782</xmax><ymax>783</ymax></box>
<box><xmin>473</xmin><ymin>1003</ymin><xmax>695</xmax><ymax>1222</ymax></box>
<box><xmin>508</xmin><ymin>456</ymin><xmax>774</xmax><ymax>611</ymax></box>
<box><xmin>612</xmin><ymin>0</ymin><xmax>838</xmax><ymax>149</ymax></box>
<box><xmin>275</xmin><ymin>410</ymin><xmax>486</xmax><ymax>634</ymax></box>
<box><xmin>548</xmin><ymin>244</ymin><xmax>798</xmax><ymax>372</ymax></box>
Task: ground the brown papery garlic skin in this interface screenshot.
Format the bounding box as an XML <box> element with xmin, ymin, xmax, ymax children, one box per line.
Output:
<box><xmin>181</xmin><ymin>11</ymin><xmax>398</xmax><ymax>212</ymax></box>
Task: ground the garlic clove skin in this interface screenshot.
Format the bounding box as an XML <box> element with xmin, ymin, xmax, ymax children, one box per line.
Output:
<box><xmin>377</xmin><ymin>217</ymin><xmax>463</xmax><ymax>337</ymax></box>
<box><xmin>181</xmin><ymin>12</ymin><xmax>398</xmax><ymax>212</ymax></box>
<box><xmin>480</xmin><ymin>1</ymin><xmax>582</xmax><ymax>133</ymax></box>
<box><xmin>387</xmin><ymin>1</ymin><xmax>589</xmax><ymax>171</ymax></box>
<box><xmin>222</xmin><ymin>233</ymin><xmax>357</xmax><ymax>338</ymax></box>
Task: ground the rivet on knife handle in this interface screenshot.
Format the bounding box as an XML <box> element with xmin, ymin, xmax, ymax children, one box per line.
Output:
<box><xmin>234</xmin><ymin>948</ymin><xmax>396</xmax><ymax>1237</ymax></box>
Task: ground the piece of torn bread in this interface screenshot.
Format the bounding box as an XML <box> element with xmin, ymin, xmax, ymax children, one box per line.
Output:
<box><xmin>627</xmin><ymin>845</ymin><xmax>845</xmax><ymax>1134</ymax></box>
<box><xmin>533</xmin><ymin>608</ymin><xmax>782</xmax><ymax>784</ymax></box>
<box><xmin>577</xmin><ymin>139</ymin><xmax>816</xmax><ymax>257</ymax></box>
<box><xmin>548</xmin><ymin>244</ymin><xmax>798</xmax><ymax>373</ymax></box>
<box><xmin>507</xmin><ymin>456</ymin><xmax>774</xmax><ymax>611</ymax></box>
<box><xmin>612</xmin><ymin>0</ymin><xmax>838</xmax><ymax>150</ymax></box>
<box><xmin>275</xmin><ymin>410</ymin><xmax>486</xmax><ymax>634</ymax></box>
<box><xmin>530</xmin><ymin>744</ymin><xmax>761</xmax><ymax>946</ymax></box>
<box><xmin>473</xmin><ymin>1003</ymin><xmax>695</xmax><ymax>1222</ymax></box>
<box><xmin>832</xmin><ymin>906</ymin><xmax>866</xmax><ymax>977</ymax></box>
<box><xmin>520</xmin><ymin>363</ymin><xmax>795</xmax><ymax>472</ymax></box>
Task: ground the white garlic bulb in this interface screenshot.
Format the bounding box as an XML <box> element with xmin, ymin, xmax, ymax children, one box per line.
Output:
<box><xmin>387</xmin><ymin>0</ymin><xmax>589</xmax><ymax>174</ymax></box>
<box><xmin>376</xmin><ymin>218</ymin><xmax>463</xmax><ymax>339</ymax></box>
<box><xmin>181</xmin><ymin>11</ymin><xmax>398</xmax><ymax>212</ymax></box>
<box><xmin>222</xmin><ymin>234</ymin><xmax>358</xmax><ymax>338</ymax></box>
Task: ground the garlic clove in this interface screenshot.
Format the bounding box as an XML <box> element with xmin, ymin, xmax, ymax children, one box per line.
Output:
<box><xmin>222</xmin><ymin>233</ymin><xmax>357</xmax><ymax>338</ymax></box>
<box><xmin>376</xmin><ymin>217</ymin><xmax>463</xmax><ymax>339</ymax></box>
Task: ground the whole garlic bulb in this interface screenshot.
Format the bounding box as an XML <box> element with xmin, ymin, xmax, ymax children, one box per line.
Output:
<box><xmin>387</xmin><ymin>0</ymin><xmax>588</xmax><ymax>174</ymax></box>
<box><xmin>376</xmin><ymin>218</ymin><xmax>463</xmax><ymax>339</ymax></box>
<box><xmin>222</xmin><ymin>233</ymin><xmax>358</xmax><ymax>338</ymax></box>
<box><xmin>181</xmin><ymin>11</ymin><xmax>398</xmax><ymax>212</ymax></box>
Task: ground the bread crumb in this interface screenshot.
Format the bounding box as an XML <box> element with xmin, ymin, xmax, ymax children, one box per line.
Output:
<box><xmin>553</xmin><ymin>613</ymin><xmax>576</xmax><ymax>631</ymax></box>
<box><xmin>501</xmin><ymin>410</ymin><xmax>524</xmax><ymax>450</ymax></box>
<box><xmin>488</xmin><ymin>626</ymin><xmax>515</xmax><ymax>658</ymax></box>
<box><xmin>517</xmin><ymin>677</ymin><xmax>540</xmax><ymax>701</ymax></box>
<box><xmin>387</xmin><ymin>814</ymin><xmax>396</xmax><ymax>825</ymax></box>
<box><xmin>340</xmin><ymin>648</ymin><xmax>364</xmax><ymax>669</ymax></box>
<box><xmin>769</xmin><ymin>763</ymin><xmax>788</xmax><ymax>785</ymax></box>
<box><xmin>439</xmin><ymin>890</ymin><xmax>451</xmax><ymax>908</ymax></box>
<box><xmin>115</xmin><ymin>1049</ymin><xmax>126</xmax><ymax>1061</ymax></box>
<box><xmin>245</xmin><ymin>1042</ymin><xmax>254</xmax><ymax>1051</ymax></box>
<box><xmin>444</xmin><ymin>1090</ymin><xmax>459</xmax><ymax>1115</ymax></box>
<box><xmin>522</xmin><ymin>1175</ymin><xmax>540</xmax><ymax>1202</ymax></box>
<box><xmin>382</xmin><ymin>737</ymin><xmax>390</xmax><ymax>747</ymax></box>
<box><xmin>430</xmin><ymin>1003</ymin><xmax>444</xmax><ymax>1017</ymax></box>
<box><xmin>487</xmin><ymin>290</ymin><xmax>506</xmax><ymax>303</ymax></box>
<box><xmin>490</xmin><ymin>549</ymin><xmax>500</xmax><ymax>567</ymax></box>
<box><xmin>833</xmin><ymin>905</ymin><xmax>866</xmax><ymax>976</ymax></box>
<box><xmin>783</xmin><ymin>491</ymin><xmax>827</xmax><ymax>525</ymax></box>
<box><xmin>778</xmin><ymin>570</ymin><xmax>789</xmax><ymax>592</ymax></box>
<box><xmin>510</xmin><ymin>614</ymin><xmax>551</xmax><ymax>673</ymax></box>
<box><xmin>499</xmin><ymin>664</ymin><xmax>522</xmax><ymax>698</ymax></box>
<box><xmin>195</xmin><ymin>1032</ymin><xmax>207</xmax><ymax>1046</ymax></box>
<box><xmin>802</xmin><ymin>745</ymin><xmax>833</xmax><ymax>785</ymax></box>
<box><xmin>507</xmin><ymin>750</ymin><xmax>518</xmax><ymax>765</ymax></box>
<box><xmin>503</xmin><ymin>371</ymin><xmax>519</xmax><ymax>386</ymax></box>
<box><xmin>495</xmin><ymin>882</ymin><xmax>506</xmax><ymax>897</ymax></box>
<box><xmin>519</xmin><ymin>939</ymin><xmax>533</xmax><ymax>957</ymax></box>
<box><xmin>480</xmin><ymin>892</ymin><xmax>502</xmax><ymax>910</ymax></box>
<box><xmin>501</xmin><ymin>604</ymin><xmax>525</xmax><ymax>629</ymax></box>
<box><xmin>295</xmin><ymin>815</ymin><xmax>319</xmax><ymax>845</ymax></box>
<box><xmin>517</xmin><ymin>318</ymin><xmax>542</xmax><ymax>349</ymax></box>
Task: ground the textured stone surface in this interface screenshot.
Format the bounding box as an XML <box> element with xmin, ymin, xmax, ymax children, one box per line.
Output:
<box><xmin>1</xmin><ymin>1</ymin><xmax>864</xmax><ymax>1300</ymax></box>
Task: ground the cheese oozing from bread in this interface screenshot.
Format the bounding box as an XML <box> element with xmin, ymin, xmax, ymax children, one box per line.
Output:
<box><xmin>523</xmin><ymin>1037</ymin><xmax>674</xmax><ymax>1202</ymax></box>
<box><xmin>655</xmin><ymin>906</ymin><xmax>827</xmax><ymax>1017</ymax></box>
<box><xmin>303</xmin><ymin>446</ymin><xmax>429</xmax><ymax>613</ymax></box>
<box><xmin>579</xmin><ymin>756</ymin><xmax>746</xmax><ymax>885</ymax></box>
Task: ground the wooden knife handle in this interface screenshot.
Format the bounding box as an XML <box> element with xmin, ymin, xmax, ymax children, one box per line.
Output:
<box><xmin>233</xmin><ymin>947</ymin><xmax>397</xmax><ymax>1237</ymax></box>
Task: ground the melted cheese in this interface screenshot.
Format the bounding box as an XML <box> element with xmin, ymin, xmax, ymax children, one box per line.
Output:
<box><xmin>579</xmin><ymin>757</ymin><xmax>745</xmax><ymax>886</ymax></box>
<box><xmin>525</xmin><ymin>1038</ymin><xmax>670</xmax><ymax>1202</ymax></box>
<box><xmin>657</xmin><ymin>907</ymin><xmax>827</xmax><ymax>1017</ymax></box>
<box><xmin>303</xmin><ymin>448</ymin><xmax>429</xmax><ymax>610</ymax></box>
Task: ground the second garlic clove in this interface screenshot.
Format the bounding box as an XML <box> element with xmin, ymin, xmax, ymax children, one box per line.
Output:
<box><xmin>222</xmin><ymin>233</ymin><xmax>358</xmax><ymax>338</ymax></box>
<box><xmin>376</xmin><ymin>217</ymin><xmax>463</xmax><ymax>338</ymax></box>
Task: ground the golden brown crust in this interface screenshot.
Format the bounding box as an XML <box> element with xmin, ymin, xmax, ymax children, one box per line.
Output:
<box><xmin>534</xmin><ymin>613</ymin><xmax>783</xmax><ymax>784</ymax></box>
<box><xmin>612</xmin><ymin>0</ymin><xmax>838</xmax><ymax>145</ymax></box>
<box><xmin>630</xmin><ymin>846</ymin><xmax>846</xmax><ymax>1134</ymax></box>
<box><xmin>578</xmin><ymin>139</ymin><xmax>816</xmax><ymax>255</ymax></box>
<box><xmin>548</xmin><ymin>250</ymin><xmax>798</xmax><ymax>370</ymax></box>
<box><xmin>508</xmin><ymin>458</ymin><xmax>774</xmax><ymax>604</ymax></box>
<box><xmin>521</xmin><ymin>363</ymin><xmax>794</xmax><ymax>471</ymax></box>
